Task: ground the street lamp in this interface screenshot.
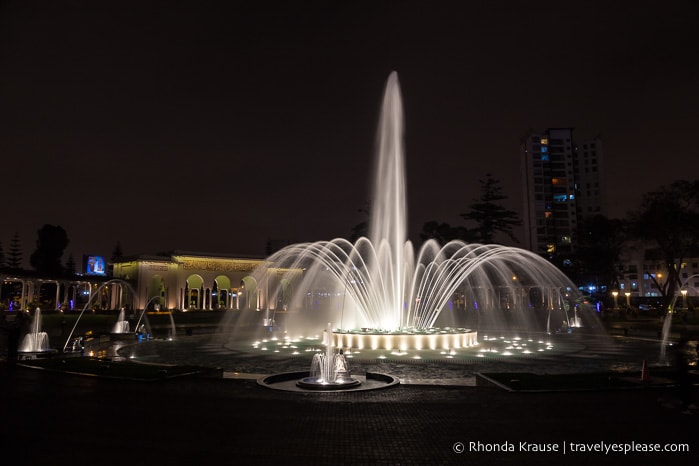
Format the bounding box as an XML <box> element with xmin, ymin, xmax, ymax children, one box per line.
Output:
<box><xmin>624</xmin><ymin>292</ymin><xmax>631</xmax><ymax>308</ymax></box>
<box><xmin>612</xmin><ymin>291</ymin><xmax>618</xmax><ymax>309</ymax></box>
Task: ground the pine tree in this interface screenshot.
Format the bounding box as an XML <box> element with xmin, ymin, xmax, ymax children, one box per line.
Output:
<box><xmin>111</xmin><ymin>241</ymin><xmax>124</xmax><ymax>262</ymax></box>
<box><xmin>7</xmin><ymin>232</ymin><xmax>23</xmax><ymax>270</ymax></box>
<box><xmin>461</xmin><ymin>174</ymin><xmax>521</xmax><ymax>244</ymax></box>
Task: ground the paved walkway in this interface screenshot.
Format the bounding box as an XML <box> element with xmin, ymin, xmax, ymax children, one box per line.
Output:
<box><xmin>1</xmin><ymin>358</ymin><xmax>697</xmax><ymax>466</ymax></box>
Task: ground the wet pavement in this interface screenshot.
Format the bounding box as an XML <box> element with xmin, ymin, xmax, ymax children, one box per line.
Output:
<box><xmin>104</xmin><ymin>329</ymin><xmax>689</xmax><ymax>386</ymax></box>
<box><xmin>2</xmin><ymin>328</ymin><xmax>698</xmax><ymax>465</ymax></box>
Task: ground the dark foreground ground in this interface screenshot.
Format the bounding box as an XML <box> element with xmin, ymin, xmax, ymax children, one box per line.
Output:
<box><xmin>1</xmin><ymin>360</ymin><xmax>697</xmax><ymax>466</ymax></box>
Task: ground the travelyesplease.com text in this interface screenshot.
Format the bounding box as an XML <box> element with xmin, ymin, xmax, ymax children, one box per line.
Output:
<box><xmin>453</xmin><ymin>440</ymin><xmax>690</xmax><ymax>455</ymax></box>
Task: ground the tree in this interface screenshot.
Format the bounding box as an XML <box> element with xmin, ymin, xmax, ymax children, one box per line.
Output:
<box><xmin>461</xmin><ymin>174</ymin><xmax>521</xmax><ymax>244</ymax></box>
<box><xmin>576</xmin><ymin>215</ymin><xmax>625</xmax><ymax>291</ymax></box>
<box><xmin>111</xmin><ymin>241</ymin><xmax>124</xmax><ymax>263</ymax></box>
<box><xmin>30</xmin><ymin>224</ymin><xmax>69</xmax><ymax>276</ymax></box>
<box><xmin>65</xmin><ymin>254</ymin><xmax>77</xmax><ymax>276</ymax></box>
<box><xmin>626</xmin><ymin>180</ymin><xmax>699</xmax><ymax>309</ymax></box>
<box><xmin>7</xmin><ymin>232</ymin><xmax>23</xmax><ymax>270</ymax></box>
<box><xmin>349</xmin><ymin>202</ymin><xmax>370</xmax><ymax>242</ymax></box>
<box><xmin>419</xmin><ymin>221</ymin><xmax>474</xmax><ymax>246</ymax></box>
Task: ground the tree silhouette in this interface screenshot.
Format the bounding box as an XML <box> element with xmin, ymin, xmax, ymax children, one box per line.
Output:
<box><xmin>111</xmin><ymin>241</ymin><xmax>124</xmax><ymax>262</ymax></box>
<box><xmin>350</xmin><ymin>201</ymin><xmax>371</xmax><ymax>242</ymax></box>
<box><xmin>626</xmin><ymin>179</ymin><xmax>699</xmax><ymax>309</ymax></box>
<box><xmin>461</xmin><ymin>174</ymin><xmax>521</xmax><ymax>244</ymax></box>
<box><xmin>65</xmin><ymin>254</ymin><xmax>77</xmax><ymax>276</ymax></box>
<box><xmin>7</xmin><ymin>232</ymin><xmax>23</xmax><ymax>270</ymax></box>
<box><xmin>30</xmin><ymin>224</ymin><xmax>69</xmax><ymax>276</ymax></box>
<box><xmin>420</xmin><ymin>221</ymin><xmax>474</xmax><ymax>246</ymax></box>
<box><xmin>576</xmin><ymin>215</ymin><xmax>625</xmax><ymax>290</ymax></box>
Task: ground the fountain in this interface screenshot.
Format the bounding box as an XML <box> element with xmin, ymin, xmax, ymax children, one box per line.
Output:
<box><xmin>296</xmin><ymin>323</ymin><xmax>361</xmax><ymax>389</ymax></box>
<box><xmin>63</xmin><ymin>279</ymin><xmax>146</xmax><ymax>352</ymax></box>
<box><xmin>18</xmin><ymin>308</ymin><xmax>56</xmax><ymax>356</ymax></box>
<box><xmin>247</xmin><ymin>71</ymin><xmax>581</xmax><ymax>352</ymax></box>
<box><xmin>111</xmin><ymin>307</ymin><xmax>131</xmax><ymax>334</ymax></box>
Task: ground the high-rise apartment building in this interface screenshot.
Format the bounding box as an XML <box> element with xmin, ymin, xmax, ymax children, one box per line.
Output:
<box><xmin>520</xmin><ymin>128</ymin><xmax>604</xmax><ymax>261</ymax></box>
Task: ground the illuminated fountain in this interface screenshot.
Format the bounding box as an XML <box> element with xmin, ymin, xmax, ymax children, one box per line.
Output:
<box><xmin>18</xmin><ymin>308</ymin><xmax>56</xmax><ymax>355</ymax></box>
<box><xmin>296</xmin><ymin>323</ymin><xmax>361</xmax><ymax>389</ymax></box>
<box><xmin>111</xmin><ymin>307</ymin><xmax>131</xmax><ymax>334</ymax></box>
<box><xmin>63</xmin><ymin>279</ymin><xmax>146</xmax><ymax>352</ymax></box>
<box><xmin>248</xmin><ymin>71</ymin><xmax>580</xmax><ymax>352</ymax></box>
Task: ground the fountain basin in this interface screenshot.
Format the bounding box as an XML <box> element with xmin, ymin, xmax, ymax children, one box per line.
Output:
<box><xmin>258</xmin><ymin>371</ymin><xmax>399</xmax><ymax>392</ymax></box>
<box><xmin>296</xmin><ymin>376</ymin><xmax>362</xmax><ymax>390</ymax></box>
<box><xmin>332</xmin><ymin>328</ymin><xmax>478</xmax><ymax>351</ymax></box>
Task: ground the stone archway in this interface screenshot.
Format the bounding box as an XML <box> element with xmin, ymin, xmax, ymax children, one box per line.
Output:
<box><xmin>148</xmin><ymin>275</ymin><xmax>166</xmax><ymax>310</ymax></box>
<box><xmin>239</xmin><ymin>276</ymin><xmax>258</xmax><ymax>311</ymax></box>
<box><xmin>277</xmin><ymin>278</ymin><xmax>292</xmax><ymax>310</ymax></box>
<box><xmin>185</xmin><ymin>274</ymin><xmax>204</xmax><ymax>310</ymax></box>
<box><xmin>213</xmin><ymin>275</ymin><xmax>232</xmax><ymax>309</ymax></box>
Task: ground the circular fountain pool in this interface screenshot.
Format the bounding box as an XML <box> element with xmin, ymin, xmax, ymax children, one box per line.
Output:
<box><xmin>258</xmin><ymin>371</ymin><xmax>399</xmax><ymax>392</ymax></box>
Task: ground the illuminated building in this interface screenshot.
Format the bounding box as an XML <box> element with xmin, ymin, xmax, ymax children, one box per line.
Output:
<box><xmin>520</xmin><ymin>128</ymin><xmax>604</xmax><ymax>261</ymax></box>
<box><xmin>112</xmin><ymin>251</ymin><xmax>269</xmax><ymax>311</ymax></box>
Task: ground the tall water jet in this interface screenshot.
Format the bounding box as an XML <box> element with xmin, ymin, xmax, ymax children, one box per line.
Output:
<box><xmin>111</xmin><ymin>307</ymin><xmax>131</xmax><ymax>334</ymax></box>
<box><xmin>63</xmin><ymin>279</ymin><xmax>140</xmax><ymax>352</ymax></box>
<box><xmin>239</xmin><ymin>71</ymin><xmax>582</xmax><ymax>350</ymax></box>
<box><xmin>296</xmin><ymin>323</ymin><xmax>361</xmax><ymax>389</ymax></box>
<box><xmin>18</xmin><ymin>308</ymin><xmax>53</xmax><ymax>354</ymax></box>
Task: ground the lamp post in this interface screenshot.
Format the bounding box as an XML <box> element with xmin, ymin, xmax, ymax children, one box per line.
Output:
<box><xmin>612</xmin><ymin>291</ymin><xmax>618</xmax><ymax>309</ymax></box>
<box><xmin>624</xmin><ymin>292</ymin><xmax>631</xmax><ymax>308</ymax></box>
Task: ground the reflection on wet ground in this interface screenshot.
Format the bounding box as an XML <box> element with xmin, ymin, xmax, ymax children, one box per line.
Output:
<box><xmin>92</xmin><ymin>329</ymin><xmax>691</xmax><ymax>386</ymax></box>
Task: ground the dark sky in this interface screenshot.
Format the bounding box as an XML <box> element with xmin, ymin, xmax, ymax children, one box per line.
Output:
<box><xmin>1</xmin><ymin>0</ymin><xmax>697</xmax><ymax>268</ymax></box>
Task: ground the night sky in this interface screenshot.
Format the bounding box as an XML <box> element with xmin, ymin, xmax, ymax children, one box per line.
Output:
<box><xmin>1</xmin><ymin>1</ymin><xmax>697</xmax><ymax>269</ymax></box>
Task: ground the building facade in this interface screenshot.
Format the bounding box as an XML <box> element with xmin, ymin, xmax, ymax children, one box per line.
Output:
<box><xmin>615</xmin><ymin>240</ymin><xmax>699</xmax><ymax>306</ymax></box>
<box><xmin>111</xmin><ymin>251</ymin><xmax>271</xmax><ymax>311</ymax></box>
<box><xmin>520</xmin><ymin>128</ymin><xmax>604</xmax><ymax>260</ymax></box>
